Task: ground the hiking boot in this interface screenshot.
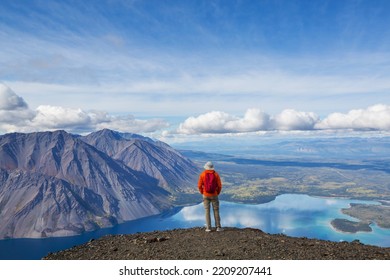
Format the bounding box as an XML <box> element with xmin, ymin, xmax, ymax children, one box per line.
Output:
<box><xmin>205</xmin><ymin>227</ymin><xmax>212</xmax><ymax>232</ymax></box>
<box><xmin>216</xmin><ymin>227</ymin><xmax>223</xmax><ymax>232</ymax></box>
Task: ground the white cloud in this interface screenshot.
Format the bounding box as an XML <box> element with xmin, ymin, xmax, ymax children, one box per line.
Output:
<box><xmin>0</xmin><ymin>84</ymin><xmax>35</xmax><ymax>132</ymax></box>
<box><xmin>177</xmin><ymin>109</ymin><xmax>271</xmax><ymax>134</ymax></box>
<box><xmin>316</xmin><ymin>104</ymin><xmax>390</xmax><ymax>131</ymax></box>
<box><xmin>94</xmin><ymin>114</ymin><xmax>169</xmax><ymax>133</ymax></box>
<box><xmin>2</xmin><ymin>83</ymin><xmax>390</xmax><ymax>136</ymax></box>
<box><xmin>226</xmin><ymin>109</ymin><xmax>271</xmax><ymax>132</ymax></box>
<box><xmin>32</xmin><ymin>105</ymin><xmax>92</xmax><ymax>129</ymax></box>
<box><xmin>273</xmin><ymin>109</ymin><xmax>319</xmax><ymax>130</ymax></box>
<box><xmin>0</xmin><ymin>83</ymin><xmax>29</xmax><ymax>110</ymax></box>
<box><xmin>0</xmin><ymin>84</ymin><xmax>169</xmax><ymax>134</ymax></box>
<box><xmin>177</xmin><ymin>105</ymin><xmax>390</xmax><ymax>135</ymax></box>
<box><xmin>177</xmin><ymin>108</ymin><xmax>319</xmax><ymax>134</ymax></box>
<box><xmin>177</xmin><ymin>111</ymin><xmax>235</xmax><ymax>134</ymax></box>
<box><xmin>24</xmin><ymin>105</ymin><xmax>169</xmax><ymax>133</ymax></box>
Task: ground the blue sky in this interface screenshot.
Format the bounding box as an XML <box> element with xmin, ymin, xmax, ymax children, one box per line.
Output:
<box><xmin>1</xmin><ymin>0</ymin><xmax>390</xmax><ymax>138</ymax></box>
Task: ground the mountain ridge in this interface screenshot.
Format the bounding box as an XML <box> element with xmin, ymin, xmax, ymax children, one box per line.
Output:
<box><xmin>0</xmin><ymin>129</ymin><xmax>197</xmax><ymax>239</ymax></box>
<box><xmin>81</xmin><ymin>129</ymin><xmax>198</xmax><ymax>193</ymax></box>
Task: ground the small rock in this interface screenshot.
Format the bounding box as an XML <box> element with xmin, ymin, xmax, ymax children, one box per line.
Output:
<box><xmin>144</xmin><ymin>237</ymin><xmax>158</xmax><ymax>243</ymax></box>
<box><xmin>214</xmin><ymin>249</ymin><xmax>225</xmax><ymax>256</ymax></box>
<box><xmin>157</xmin><ymin>237</ymin><xmax>168</xmax><ymax>242</ymax></box>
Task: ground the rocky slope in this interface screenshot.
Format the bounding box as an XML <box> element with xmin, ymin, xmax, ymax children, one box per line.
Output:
<box><xmin>43</xmin><ymin>227</ymin><xmax>390</xmax><ymax>260</ymax></box>
<box><xmin>81</xmin><ymin>129</ymin><xmax>198</xmax><ymax>193</ymax></box>
<box><xmin>0</xmin><ymin>130</ymin><xmax>196</xmax><ymax>239</ymax></box>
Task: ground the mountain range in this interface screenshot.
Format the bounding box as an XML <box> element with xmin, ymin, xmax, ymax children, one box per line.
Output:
<box><xmin>0</xmin><ymin>129</ymin><xmax>198</xmax><ymax>239</ymax></box>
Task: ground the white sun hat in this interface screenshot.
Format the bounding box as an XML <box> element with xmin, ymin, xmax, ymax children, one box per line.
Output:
<box><xmin>204</xmin><ymin>161</ymin><xmax>214</xmax><ymax>170</ymax></box>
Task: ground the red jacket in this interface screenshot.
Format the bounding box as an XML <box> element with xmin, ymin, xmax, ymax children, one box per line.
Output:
<box><xmin>198</xmin><ymin>170</ymin><xmax>222</xmax><ymax>197</ymax></box>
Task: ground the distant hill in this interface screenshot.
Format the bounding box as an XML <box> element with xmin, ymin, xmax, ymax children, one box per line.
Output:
<box><xmin>174</xmin><ymin>136</ymin><xmax>390</xmax><ymax>159</ymax></box>
<box><xmin>0</xmin><ymin>129</ymin><xmax>198</xmax><ymax>239</ymax></box>
<box><xmin>258</xmin><ymin>137</ymin><xmax>390</xmax><ymax>159</ymax></box>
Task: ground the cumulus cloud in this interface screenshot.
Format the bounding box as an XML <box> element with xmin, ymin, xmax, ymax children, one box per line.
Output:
<box><xmin>0</xmin><ymin>83</ymin><xmax>29</xmax><ymax>110</ymax></box>
<box><xmin>3</xmin><ymin>84</ymin><xmax>390</xmax><ymax>136</ymax></box>
<box><xmin>28</xmin><ymin>106</ymin><xmax>169</xmax><ymax>133</ymax></box>
<box><xmin>177</xmin><ymin>109</ymin><xmax>271</xmax><ymax>134</ymax></box>
<box><xmin>32</xmin><ymin>105</ymin><xmax>92</xmax><ymax>129</ymax></box>
<box><xmin>273</xmin><ymin>109</ymin><xmax>319</xmax><ymax>130</ymax></box>
<box><xmin>0</xmin><ymin>84</ymin><xmax>35</xmax><ymax>131</ymax></box>
<box><xmin>177</xmin><ymin>108</ymin><xmax>319</xmax><ymax>134</ymax></box>
<box><xmin>316</xmin><ymin>104</ymin><xmax>390</xmax><ymax>131</ymax></box>
<box><xmin>0</xmin><ymin>84</ymin><xmax>169</xmax><ymax>134</ymax></box>
<box><xmin>226</xmin><ymin>109</ymin><xmax>271</xmax><ymax>132</ymax></box>
<box><xmin>177</xmin><ymin>105</ymin><xmax>390</xmax><ymax>135</ymax></box>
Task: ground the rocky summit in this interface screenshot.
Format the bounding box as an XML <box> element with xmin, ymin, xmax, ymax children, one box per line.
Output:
<box><xmin>43</xmin><ymin>227</ymin><xmax>390</xmax><ymax>260</ymax></box>
<box><xmin>0</xmin><ymin>129</ymin><xmax>198</xmax><ymax>239</ymax></box>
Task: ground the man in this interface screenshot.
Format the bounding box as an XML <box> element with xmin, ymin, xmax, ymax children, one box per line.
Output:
<box><xmin>198</xmin><ymin>161</ymin><xmax>223</xmax><ymax>232</ymax></box>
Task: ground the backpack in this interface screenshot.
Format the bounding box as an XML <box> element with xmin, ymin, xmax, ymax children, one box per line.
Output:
<box><xmin>204</xmin><ymin>172</ymin><xmax>218</xmax><ymax>193</ymax></box>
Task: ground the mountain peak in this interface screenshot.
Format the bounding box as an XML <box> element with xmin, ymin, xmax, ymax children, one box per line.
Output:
<box><xmin>81</xmin><ymin>129</ymin><xmax>198</xmax><ymax>192</ymax></box>
<box><xmin>87</xmin><ymin>128</ymin><xmax>124</xmax><ymax>140</ymax></box>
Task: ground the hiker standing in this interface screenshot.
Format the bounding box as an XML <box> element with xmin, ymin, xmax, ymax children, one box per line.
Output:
<box><xmin>198</xmin><ymin>161</ymin><xmax>223</xmax><ymax>232</ymax></box>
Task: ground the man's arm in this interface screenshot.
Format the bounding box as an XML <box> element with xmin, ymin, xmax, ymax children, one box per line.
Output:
<box><xmin>198</xmin><ymin>172</ymin><xmax>204</xmax><ymax>194</ymax></box>
<box><xmin>216</xmin><ymin>172</ymin><xmax>222</xmax><ymax>194</ymax></box>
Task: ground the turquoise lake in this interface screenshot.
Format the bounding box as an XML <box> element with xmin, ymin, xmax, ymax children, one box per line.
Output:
<box><xmin>0</xmin><ymin>194</ymin><xmax>389</xmax><ymax>260</ymax></box>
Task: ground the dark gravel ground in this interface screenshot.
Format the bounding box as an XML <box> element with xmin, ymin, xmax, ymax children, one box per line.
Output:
<box><xmin>43</xmin><ymin>227</ymin><xmax>390</xmax><ymax>260</ymax></box>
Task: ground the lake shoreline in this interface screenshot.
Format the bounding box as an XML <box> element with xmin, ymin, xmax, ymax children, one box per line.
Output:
<box><xmin>1</xmin><ymin>193</ymin><xmax>390</xmax><ymax>260</ymax></box>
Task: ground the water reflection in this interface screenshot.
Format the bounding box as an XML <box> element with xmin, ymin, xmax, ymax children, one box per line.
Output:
<box><xmin>170</xmin><ymin>194</ymin><xmax>388</xmax><ymax>247</ymax></box>
<box><xmin>0</xmin><ymin>194</ymin><xmax>388</xmax><ymax>260</ymax></box>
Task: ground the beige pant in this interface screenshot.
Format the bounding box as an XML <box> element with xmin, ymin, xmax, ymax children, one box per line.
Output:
<box><xmin>203</xmin><ymin>195</ymin><xmax>221</xmax><ymax>228</ymax></box>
